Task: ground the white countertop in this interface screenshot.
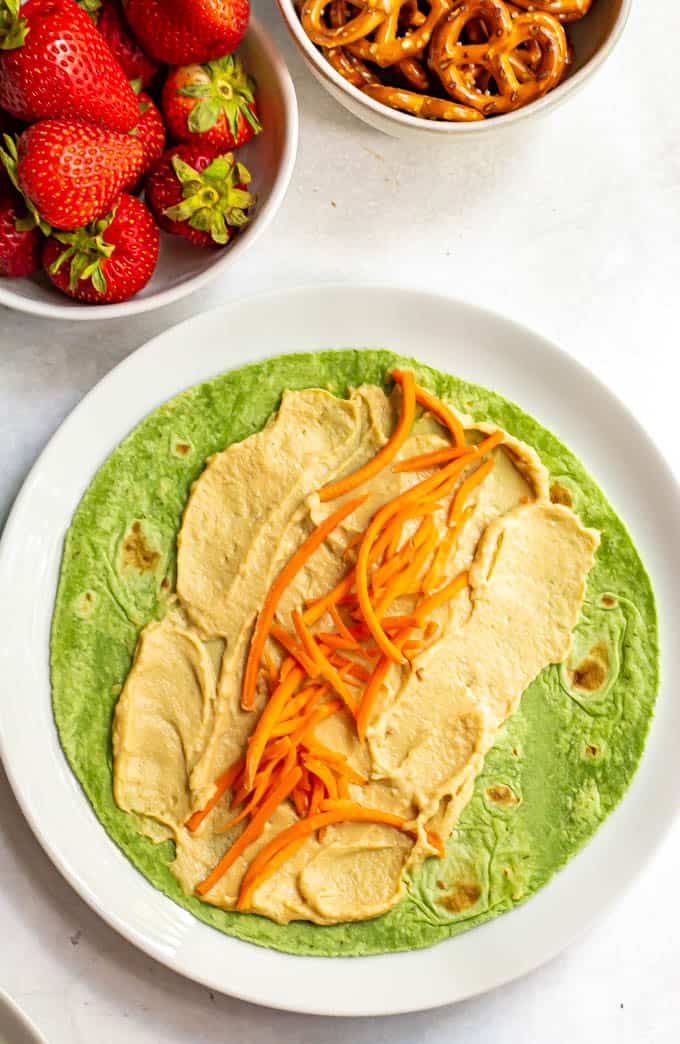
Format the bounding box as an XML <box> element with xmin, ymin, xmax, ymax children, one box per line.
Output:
<box><xmin>1</xmin><ymin>1</ymin><xmax>679</xmax><ymax>1040</ymax></box>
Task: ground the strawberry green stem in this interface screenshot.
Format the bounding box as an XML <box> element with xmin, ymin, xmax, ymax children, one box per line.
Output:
<box><xmin>49</xmin><ymin>206</ymin><xmax>121</xmax><ymax>294</ymax></box>
<box><xmin>0</xmin><ymin>0</ymin><xmax>27</xmax><ymax>51</ymax></box>
<box><xmin>180</xmin><ymin>56</ymin><xmax>262</xmax><ymax>139</ymax></box>
<box><xmin>164</xmin><ymin>152</ymin><xmax>254</xmax><ymax>245</ymax></box>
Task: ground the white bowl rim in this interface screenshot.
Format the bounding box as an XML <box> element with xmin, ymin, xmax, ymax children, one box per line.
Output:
<box><xmin>0</xmin><ymin>14</ymin><xmax>299</xmax><ymax>321</ymax></box>
<box><xmin>277</xmin><ymin>0</ymin><xmax>632</xmax><ymax>135</ymax></box>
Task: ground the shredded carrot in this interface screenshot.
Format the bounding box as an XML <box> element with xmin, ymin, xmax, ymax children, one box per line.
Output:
<box><xmin>196</xmin><ymin>765</ymin><xmax>302</xmax><ymax>896</ymax></box>
<box><xmin>393</xmin><ymin>445</ymin><xmax>473</xmax><ymax>473</ymax></box>
<box><xmin>447</xmin><ymin>455</ymin><xmax>495</xmax><ymax>525</ymax></box>
<box><xmin>303</xmin><ymin>757</ymin><xmax>339</xmax><ymax>800</ymax></box>
<box><xmin>236</xmin><ymin>837</ymin><xmax>308</xmax><ymax>910</ymax></box>
<box><xmin>414</xmin><ymin>570</ymin><xmax>469</xmax><ymax>625</ymax></box>
<box><xmin>413</xmin><ymin>383</ymin><xmax>467</xmax><ymax>448</ymax></box>
<box><xmin>423</xmin><ymin>505</ymin><xmax>473</xmax><ymax>593</ymax></box>
<box><xmin>235</xmin><ymin>803</ymin><xmax>411</xmax><ymax>909</ymax></box>
<box><xmin>185</xmin><ymin>757</ymin><xmax>244</xmax><ymax>833</ymax></box>
<box><xmin>317</xmin><ymin>369</ymin><xmax>416</xmax><ymax>503</ymax></box>
<box><xmin>269</xmin><ymin>624</ymin><xmax>320</xmax><ymax>678</ymax></box>
<box><xmin>329</xmin><ymin>604</ymin><xmax>359</xmax><ymax>648</ymax></box>
<box><xmin>355</xmin><ymin>627</ymin><xmax>413</xmax><ymax>741</ymax></box>
<box><xmin>262</xmin><ymin>649</ymin><xmax>278</xmax><ymax>685</ymax></box>
<box><xmin>292</xmin><ymin>610</ymin><xmax>357</xmax><ymax>714</ymax></box>
<box><xmin>275</xmin><ymin>685</ymin><xmax>325</xmax><ymax>725</ymax></box>
<box><xmin>241</xmin><ymin>494</ymin><xmax>369</xmax><ymax>710</ymax></box>
<box><xmin>245</xmin><ymin>665</ymin><xmax>305</xmax><ymax>789</ymax></box>
<box><xmin>287</xmin><ymin>699</ymin><xmax>344</xmax><ymax>749</ymax></box>
<box><xmin>291</xmin><ymin>786</ymin><xmax>309</xmax><ymax>819</ymax></box>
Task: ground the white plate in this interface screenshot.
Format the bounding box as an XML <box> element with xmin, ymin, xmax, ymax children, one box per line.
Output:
<box><xmin>0</xmin><ymin>990</ymin><xmax>48</xmax><ymax>1044</ymax></box>
<box><xmin>0</xmin><ymin>286</ymin><xmax>677</xmax><ymax>1016</ymax></box>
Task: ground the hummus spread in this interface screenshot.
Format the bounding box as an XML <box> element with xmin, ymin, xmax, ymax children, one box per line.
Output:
<box><xmin>113</xmin><ymin>384</ymin><xmax>598</xmax><ymax>926</ymax></box>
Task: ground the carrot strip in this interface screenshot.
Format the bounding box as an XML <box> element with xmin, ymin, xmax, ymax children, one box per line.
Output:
<box><xmin>315</xmin><ymin>632</ymin><xmax>363</xmax><ymax>652</ymax></box>
<box><xmin>245</xmin><ymin>665</ymin><xmax>305</xmax><ymax>789</ymax></box>
<box><xmin>242</xmin><ymin>495</ymin><xmax>369</xmax><ymax>711</ymax></box>
<box><xmin>268</xmin><ymin>713</ymin><xmax>311</xmax><ymax>739</ymax></box>
<box><xmin>393</xmin><ymin>445</ymin><xmax>474</xmax><ymax>473</ymax></box>
<box><xmin>292</xmin><ymin>610</ymin><xmax>357</xmax><ymax>714</ymax></box>
<box><xmin>262</xmin><ymin>649</ymin><xmax>278</xmax><ymax>685</ymax></box>
<box><xmin>276</xmin><ymin>684</ymin><xmax>325</xmax><ymax>724</ymax></box>
<box><xmin>414</xmin><ymin>570</ymin><xmax>469</xmax><ymax>625</ymax></box>
<box><xmin>412</xmin><ymin>383</ymin><xmax>467</xmax><ymax>448</ymax></box>
<box><xmin>288</xmin><ymin>699</ymin><xmax>344</xmax><ymax>749</ymax></box>
<box><xmin>196</xmin><ymin>765</ymin><xmax>302</xmax><ymax>896</ymax></box>
<box><xmin>447</xmin><ymin>456</ymin><xmax>495</xmax><ymax>525</ymax></box>
<box><xmin>269</xmin><ymin>623</ymin><xmax>320</xmax><ymax>678</ymax></box>
<box><xmin>291</xmin><ymin>786</ymin><xmax>309</xmax><ymax>819</ymax></box>
<box><xmin>329</xmin><ymin>604</ymin><xmax>360</xmax><ymax>648</ymax></box>
<box><xmin>356</xmin><ymin>627</ymin><xmax>413</xmax><ymax>742</ymax></box>
<box><xmin>185</xmin><ymin>757</ymin><xmax>245</xmax><ymax>833</ymax></box>
<box><xmin>235</xmin><ymin>803</ymin><xmax>412</xmax><ymax>909</ymax></box>
<box><xmin>309</xmin><ymin>777</ymin><xmax>324</xmax><ymax>816</ymax></box>
<box><xmin>236</xmin><ymin>837</ymin><xmax>308</xmax><ymax>910</ymax></box>
<box><xmin>424</xmin><ymin>506</ymin><xmax>473</xmax><ymax>593</ymax></box>
<box><xmin>317</xmin><ymin>370</ymin><xmax>416</xmax><ymax>503</ymax></box>
<box><xmin>304</xmin><ymin>757</ymin><xmax>339</xmax><ymax>800</ymax></box>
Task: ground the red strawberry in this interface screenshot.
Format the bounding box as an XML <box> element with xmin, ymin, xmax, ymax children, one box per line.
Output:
<box><xmin>0</xmin><ymin>172</ymin><xmax>40</xmax><ymax>276</ymax></box>
<box><xmin>162</xmin><ymin>55</ymin><xmax>261</xmax><ymax>150</ymax></box>
<box><xmin>0</xmin><ymin>120</ymin><xmax>144</xmax><ymax>230</ymax></box>
<box><xmin>125</xmin><ymin>92</ymin><xmax>165</xmax><ymax>191</ymax></box>
<box><xmin>43</xmin><ymin>193</ymin><xmax>159</xmax><ymax>303</ymax></box>
<box><xmin>77</xmin><ymin>0</ymin><xmax>159</xmax><ymax>91</ymax></box>
<box><xmin>121</xmin><ymin>0</ymin><xmax>249</xmax><ymax>65</ymax></box>
<box><xmin>0</xmin><ymin>0</ymin><xmax>139</xmax><ymax>133</ymax></box>
<box><xmin>145</xmin><ymin>143</ymin><xmax>253</xmax><ymax>248</ymax></box>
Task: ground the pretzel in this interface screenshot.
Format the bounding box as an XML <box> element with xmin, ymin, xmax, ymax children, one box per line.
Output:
<box><xmin>301</xmin><ymin>0</ymin><xmax>394</xmax><ymax>48</ymax></box>
<box><xmin>326</xmin><ymin>0</ymin><xmax>431</xmax><ymax>92</ymax></box>
<box><xmin>362</xmin><ymin>83</ymin><xmax>484</xmax><ymax>120</ymax></box>
<box><xmin>429</xmin><ymin>0</ymin><xmax>568</xmax><ymax>115</ymax></box>
<box><xmin>508</xmin><ymin>0</ymin><xmax>592</xmax><ymax>23</ymax></box>
<box><xmin>348</xmin><ymin>0</ymin><xmax>451</xmax><ymax>67</ymax></box>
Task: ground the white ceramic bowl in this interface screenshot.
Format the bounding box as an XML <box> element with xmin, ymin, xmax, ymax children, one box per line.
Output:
<box><xmin>0</xmin><ymin>15</ymin><xmax>298</xmax><ymax>320</ymax></box>
<box><xmin>277</xmin><ymin>0</ymin><xmax>630</xmax><ymax>140</ymax></box>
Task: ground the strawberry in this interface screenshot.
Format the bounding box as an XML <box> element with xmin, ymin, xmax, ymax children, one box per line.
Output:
<box><xmin>125</xmin><ymin>91</ymin><xmax>165</xmax><ymax>191</ymax></box>
<box><xmin>77</xmin><ymin>0</ymin><xmax>159</xmax><ymax>91</ymax></box>
<box><xmin>145</xmin><ymin>143</ymin><xmax>253</xmax><ymax>248</ymax></box>
<box><xmin>0</xmin><ymin>120</ymin><xmax>144</xmax><ymax>230</ymax></box>
<box><xmin>0</xmin><ymin>171</ymin><xmax>40</xmax><ymax>276</ymax></box>
<box><xmin>121</xmin><ymin>0</ymin><xmax>249</xmax><ymax>65</ymax></box>
<box><xmin>0</xmin><ymin>0</ymin><xmax>139</xmax><ymax>133</ymax></box>
<box><xmin>43</xmin><ymin>193</ymin><xmax>159</xmax><ymax>303</ymax></box>
<box><xmin>162</xmin><ymin>55</ymin><xmax>261</xmax><ymax>151</ymax></box>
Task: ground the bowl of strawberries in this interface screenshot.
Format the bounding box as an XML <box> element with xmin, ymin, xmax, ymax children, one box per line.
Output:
<box><xmin>0</xmin><ymin>0</ymin><xmax>298</xmax><ymax>317</ymax></box>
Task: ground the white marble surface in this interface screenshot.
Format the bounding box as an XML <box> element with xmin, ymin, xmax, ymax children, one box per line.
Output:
<box><xmin>1</xmin><ymin>0</ymin><xmax>679</xmax><ymax>1040</ymax></box>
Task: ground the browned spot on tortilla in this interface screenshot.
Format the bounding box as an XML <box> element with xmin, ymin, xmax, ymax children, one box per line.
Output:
<box><xmin>174</xmin><ymin>442</ymin><xmax>191</xmax><ymax>457</ymax></box>
<box><xmin>570</xmin><ymin>642</ymin><xmax>609</xmax><ymax>692</ymax></box>
<box><xmin>111</xmin><ymin>683</ymin><xmax>121</xmax><ymax>696</ymax></box>
<box><xmin>436</xmin><ymin>880</ymin><xmax>446</xmax><ymax>890</ymax></box>
<box><xmin>585</xmin><ymin>743</ymin><xmax>599</xmax><ymax>757</ymax></box>
<box><xmin>511</xmin><ymin>747</ymin><xmax>520</xmax><ymax>758</ymax></box>
<box><xmin>122</xmin><ymin>522</ymin><xmax>160</xmax><ymax>574</ymax></box>
<box><xmin>160</xmin><ymin>577</ymin><xmax>170</xmax><ymax>590</ymax></box>
<box><xmin>601</xmin><ymin>595</ymin><xmax>617</xmax><ymax>608</ymax></box>
<box><xmin>550</xmin><ymin>482</ymin><xmax>573</xmax><ymax>507</ymax></box>
<box><xmin>415</xmin><ymin>669</ymin><xmax>425</xmax><ymax>682</ymax></box>
<box><xmin>485</xmin><ymin>783</ymin><xmax>520</xmax><ymax>807</ymax></box>
<box><xmin>441</xmin><ymin>882</ymin><xmax>481</xmax><ymax>913</ymax></box>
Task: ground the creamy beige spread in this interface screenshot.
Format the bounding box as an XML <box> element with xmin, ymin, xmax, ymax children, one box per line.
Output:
<box><xmin>112</xmin><ymin>385</ymin><xmax>598</xmax><ymax>925</ymax></box>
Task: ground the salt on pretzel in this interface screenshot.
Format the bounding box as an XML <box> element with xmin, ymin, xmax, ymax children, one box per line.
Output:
<box><xmin>348</xmin><ymin>0</ymin><xmax>451</xmax><ymax>67</ymax></box>
<box><xmin>326</xmin><ymin>0</ymin><xmax>431</xmax><ymax>92</ymax></box>
<box><xmin>508</xmin><ymin>0</ymin><xmax>592</xmax><ymax>23</ymax></box>
<box><xmin>362</xmin><ymin>83</ymin><xmax>484</xmax><ymax>120</ymax></box>
<box><xmin>429</xmin><ymin>0</ymin><xmax>568</xmax><ymax>115</ymax></box>
<box><xmin>301</xmin><ymin>0</ymin><xmax>395</xmax><ymax>48</ymax></box>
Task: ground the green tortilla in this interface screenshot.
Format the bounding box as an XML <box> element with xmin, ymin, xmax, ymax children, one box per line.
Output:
<box><xmin>50</xmin><ymin>350</ymin><xmax>658</xmax><ymax>956</ymax></box>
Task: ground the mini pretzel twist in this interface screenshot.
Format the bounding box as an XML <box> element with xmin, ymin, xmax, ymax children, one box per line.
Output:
<box><xmin>301</xmin><ymin>0</ymin><xmax>396</xmax><ymax>48</ymax></box>
<box><xmin>326</xmin><ymin>0</ymin><xmax>432</xmax><ymax>91</ymax></box>
<box><xmin>362</xmin><ymin>83</ymin><xmax>484</xmax><ymax>120</ymax></box>
<box><xmin>429</xmin><ymin>0</ymin><xmax>568</xmax><ymax>115</ymax></box>
<box><xmin>508</xmin><ymin>0</ymin><xmax>592</xmax><ymax>23</ymax></box>
<box><xmin>348</xmin><ymin>0</ymin><xmax>452</xmax><ymax>67</ymax></box>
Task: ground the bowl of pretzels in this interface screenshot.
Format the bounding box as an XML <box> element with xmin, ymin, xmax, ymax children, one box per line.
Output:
<box><xmin>278</xmin><ymin>0</ymin><xmax>630</xmax><ymax>138</ymax></box>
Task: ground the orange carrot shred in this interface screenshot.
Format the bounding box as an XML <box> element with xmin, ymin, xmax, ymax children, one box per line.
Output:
<box><xmin>235</xmin><ymin>804</ymin><xmax>411</xmax><ymax>909</ymax></box>
<box><xmin>292</xmin><ymin>610</ymin><xmax>358</xmax><ymax>714</ymax></box>
<box><xmin>196</xmin><ymin>765</ymin><xmax>302</xmax><ymax>896</ymax></box>
<box><xmin>241</xmin><ymin>494</ymin><xmax>369</xmax><ymax>711</ymax></box>
<box><xmin>269</xmin><ymin>624</ymin><xmax>320</xmax><ymax>678</ymax></box>
<box><xmin>185</xmin><ymin>757</ymin><xmax>244</xmax><ymax>833</ymax></box>
<box><xmin>317</xmin><ymin>369</ymin><xmax>417</xmax><ymax>503</ymax></box>
<box><xmin>413</xmin><ymin>383</ymin><xmax>467</xmax><ymax>448</ymax></box>
<box><xmin>447</xmin><ymin>456</ymin><xmax>495</xmax><ymax>525</ymax></box>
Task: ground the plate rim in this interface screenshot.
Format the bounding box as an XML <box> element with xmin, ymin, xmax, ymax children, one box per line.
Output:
<box><xmin>0</xmin><ymin>284</ymin><xmax>678</xmax><ymax>1016</ymax></box>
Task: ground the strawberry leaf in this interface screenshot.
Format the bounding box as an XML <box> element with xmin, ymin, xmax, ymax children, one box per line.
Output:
<box><xmin>0</xmin><ymin>0</ymin><xmax>28</xmax><ymax>50</ymax></box>
<box><xmin>188</xmin><ymin>99</ymin><xmax>222</xmax><ymax>134</ymax></box>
